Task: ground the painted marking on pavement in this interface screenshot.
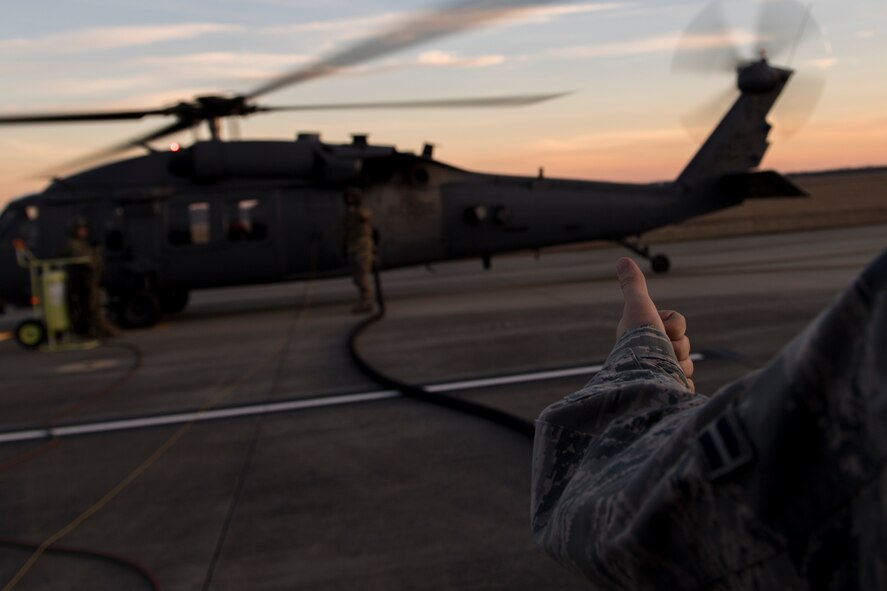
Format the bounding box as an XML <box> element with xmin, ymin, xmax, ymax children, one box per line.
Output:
<box><xmin>56</xmin><ymin>359</ymin><xmax>123</xmax><ymax>374</ymax></box>
<box><xmin>0</xmin><ymin>353</ymin><xmax>704</xmax><ymax>444</ymax></box>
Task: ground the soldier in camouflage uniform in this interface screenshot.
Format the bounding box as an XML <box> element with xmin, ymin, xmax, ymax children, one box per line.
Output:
<box><xmin>532</xmin><ymin>253</ymin><xmax>887</xmax><ymax>590</ymax></box>
<box><xmin>64</xmin><ymin>220</ymin><xmax>118</xmax><ymax>337</ymax></box>
<box><xmin>344</xmin><ymin>188</ymin><xmax>376</xmax><ymax>314</ymax></box>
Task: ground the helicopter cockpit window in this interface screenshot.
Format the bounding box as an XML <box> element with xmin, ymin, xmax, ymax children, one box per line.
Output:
<box><xmin>227</xmin><ymin>199</ymin><xmax>267</xmax><ymax>242</ymax></box>
<box><xmin>168</xmin><ymin>201</ymin><xmax>211</xmax><ymax>246</ymax></box>
<box><xmin>0</xmin><ymin>205</ymin><xmax>39</xmax><ymax>247</ymax></box>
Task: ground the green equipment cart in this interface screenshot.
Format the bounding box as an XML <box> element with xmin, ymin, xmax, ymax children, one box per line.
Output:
<box><xmin>12</xmin><ymin>239</ymin><xmax>100</xmax><ymax>351</ymax></box>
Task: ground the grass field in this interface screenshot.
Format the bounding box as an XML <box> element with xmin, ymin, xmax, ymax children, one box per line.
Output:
<box><xmin>644</xmin><ymin>167</ymin><xmax>887</xmax><ymax>243</ymax></box>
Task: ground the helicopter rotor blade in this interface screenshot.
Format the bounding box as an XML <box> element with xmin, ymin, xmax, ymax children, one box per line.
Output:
<box><xmin>121</xmin><ymin>119</ymin><xmax>196</xmax><ymax>147</ymax></box>
<box><xmin>671</xmin><ymin>1</ymin><xmax>742</xmax><ymax>76</ymax></box>
<box><xmin>772</xmin><ymin>71</ymin><xmax>825</xmax><ymax>139</ymax></box>
<box><xmin>679</xmin><ymin>85</ymin><xmax>736</xmax><ymax>142</ymax></box>
<box><xmin>675</xmin><ymin>0</ymin><xmax>828</xmax><ymax>139</ymax></box>
<box><xmin>37</xmin><ymin>120</ymin><xmax>193</xmax><ymax>179</ymax></box>
<box><xmin>0</xmin><ymin>107</ymin><xmax>172</xmax><ymax>125</ymax></box>
<box><xmin>245</xmin><ymin>0</ymin><xmax>566</xmax><ymax>100</ymax></box>
<box><xmin>256</xmin><ymin>92</ymin><xmax>570</xmax><ymax>112</ymax></box>
<box><xmin>755</xmin><ymin>0</ymin><xmax>814</xmax><ymax>63</ymax></box>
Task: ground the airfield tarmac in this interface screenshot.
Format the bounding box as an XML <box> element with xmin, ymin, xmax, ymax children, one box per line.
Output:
<box><xmin>0</xmin><ymin>223</ymin><xmax>885</xmax><ymax>590</ymax></box>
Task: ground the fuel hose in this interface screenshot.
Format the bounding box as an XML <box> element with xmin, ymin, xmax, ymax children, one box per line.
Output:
<box><xmin>346</xmin><ymin>267</ymin><xmax>535</xmax><ymax>439</ymax></box>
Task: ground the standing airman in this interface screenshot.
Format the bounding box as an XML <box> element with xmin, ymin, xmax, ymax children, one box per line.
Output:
<box><xmin>343</xmin><ymin>188</ymin><xmax>376</xmax><ymax>314</ymax></box>
<box><xmin>65</xmin><ymin>219</ymin><xmax>119</xmax><ymax>337</ymax></box>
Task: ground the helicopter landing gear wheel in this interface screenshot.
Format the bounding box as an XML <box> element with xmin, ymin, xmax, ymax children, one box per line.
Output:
<box><xmin>650</xmin><ymin>254</ymin><xmax>671</xmax><ymax>274</ymax></box>
<box><xmin>158</xmin><ymin>289</ymin><xmax>189</xmax><ymax>315</ymax></box>
<box><xmin>615</xmin><ymin>238</ymin><xmax>672</xmax><ymax>274</ymax></box>
<box><xmin>119</xmin><ymin>290</ymin><xmax>161</xmax><ymax>328</ymax></box>
<box><xmin>15</xmin><ymin>319</ymin><xmax>46</xmax><ymax>349</ymax></box>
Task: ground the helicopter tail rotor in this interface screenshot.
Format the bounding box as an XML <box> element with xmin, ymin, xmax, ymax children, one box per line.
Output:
<box><xmin>673</xmin><ymin>0</ymin><xmax>830</xmax><ymax>139</ymax></box>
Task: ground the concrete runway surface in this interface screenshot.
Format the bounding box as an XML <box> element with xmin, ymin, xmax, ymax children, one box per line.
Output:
<box><xmin>0</xmin><ymin>224</ymin><xmax>884</xmax><ymax>590</ymax></box>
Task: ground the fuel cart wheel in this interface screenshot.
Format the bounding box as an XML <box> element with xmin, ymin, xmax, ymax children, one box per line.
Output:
<box><xmin>15</xmin><ymin>319</ymin><xmax>46</xmax><ymax>349</ymax></box>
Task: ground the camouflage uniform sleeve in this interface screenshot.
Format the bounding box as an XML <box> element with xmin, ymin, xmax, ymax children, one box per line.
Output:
<box><xmin>531</xmin><ymin>247</ymin><xmax>887</xmax><ymax>590</ymax></box>
<box><xmin>531</xmin><ymin>325</ymin><xmax>706</xmax><ymax>587</ymax></box>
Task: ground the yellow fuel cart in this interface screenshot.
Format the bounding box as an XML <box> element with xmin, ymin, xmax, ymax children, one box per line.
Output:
<box><xmin>12</xmin><ymin>239</ymin><xmax>101</xmax><ymax>351</ymax></box>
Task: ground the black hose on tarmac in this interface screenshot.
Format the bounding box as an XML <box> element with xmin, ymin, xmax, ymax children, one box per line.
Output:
<box><xmin>346</xmin><ymin>267</ymin><xmax>535</xmax><ymax>439</ymax></box>
<box><xmin>0</xmin><ymin>538</ymin><xmax>163</xmax><ymax>591</ymax></box>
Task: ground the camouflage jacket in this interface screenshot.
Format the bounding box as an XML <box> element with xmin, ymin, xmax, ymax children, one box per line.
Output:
<box><xmin>532</xmin><ymin>248</ymin><xmax>887</xmax><ymax>590</ymax></box>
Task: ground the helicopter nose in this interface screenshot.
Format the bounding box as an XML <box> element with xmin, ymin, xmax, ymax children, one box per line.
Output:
<box><xmin>0</xmin><ymin>242</ymin><xmax>28</xmax><ymax>306</ymax></box>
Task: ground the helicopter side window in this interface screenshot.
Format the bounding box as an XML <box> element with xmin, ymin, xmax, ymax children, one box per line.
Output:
<box><xmin>227</xmin><ymin>198</ymin><xmax>267</xmax><ymax>242</ymax></box>
<box><xmin>168</xmin><ymin>201</ymin><xmax>211</xmax><ymax>246</ymax></box>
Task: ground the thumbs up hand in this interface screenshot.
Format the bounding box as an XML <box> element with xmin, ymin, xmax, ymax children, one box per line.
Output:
<box><xmin>615</xmin><ymin>257</ymin><xmax>694</xmax><ymax>391</ymax></box>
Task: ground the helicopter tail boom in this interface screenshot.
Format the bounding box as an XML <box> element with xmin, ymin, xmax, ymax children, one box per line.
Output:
<box><xmin>675</xmin><ymin>62</ymin><xmax>794</xmax><ymax>195</ymax></box>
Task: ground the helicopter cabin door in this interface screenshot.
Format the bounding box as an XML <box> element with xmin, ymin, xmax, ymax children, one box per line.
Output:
<box><xmin>279</xmin><ymin>187</ymin><xmax>347</xmax><ymax>278</ymax></box>
<box><xmin>163</xmin><ymin>192</ymin><xmax>283</xmax><ymax>288</ymax></box>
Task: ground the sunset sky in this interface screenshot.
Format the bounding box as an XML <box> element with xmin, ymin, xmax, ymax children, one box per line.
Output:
<box><xmin>1</xmin><ymin>0</ymin><xmax>885</xmax><ymax>208</ymax></box>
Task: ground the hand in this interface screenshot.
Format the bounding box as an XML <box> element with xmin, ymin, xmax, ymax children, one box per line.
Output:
<box><xmin>615</xmin><ymin>257</ymin><xmax>694</xmax><ymax>391</ymax></box>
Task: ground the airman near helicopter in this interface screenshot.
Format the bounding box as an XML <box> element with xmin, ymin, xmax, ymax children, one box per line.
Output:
<box><xmin>64</xmin><ymin>219</ymin><xmax>119</xmax><ymax>338</ymax></box>
<box><xmin>343</xmin><ymin>188</ymin><xmax>376</xmax><ymax>314</ymax></box>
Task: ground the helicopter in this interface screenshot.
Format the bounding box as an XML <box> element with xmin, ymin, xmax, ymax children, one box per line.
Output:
<box><xmin>0</xmin><ymin>0</ymin><xmax>816</xmax><ymax>329</ymax></box>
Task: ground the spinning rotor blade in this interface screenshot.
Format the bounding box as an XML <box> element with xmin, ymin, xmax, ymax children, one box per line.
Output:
<box><xmin>0</xmin><ymin>107</ymin><xmax>169</xmax><ymax>125</ymax></box>
<box><xmin>772</xmin><ymin>70</ymin><xmax>825</xmax><ymax>138</ymax></box>
<box><xmin>672</xmin><ymin>0</ymin><xmax>820</xmax><ymax>75</ymax></box>
<box><xmin>7</xmin><ymin>0</ymin><xmax>576</xmax><ymax>174</ymax></box>
<box><xmin>118</xmin><ymin>119</ymin><xmax>196</xmax><ymax>148</ymax></box>
<box><xmin>245</xmin><ymin>0</ymin><xmax>565</xmax><ymax>99</ymax></box>
<box><xmin>674</xmin><ymin>0</ymin><xmax>828</xmax><ymax>139</ymax></box>
<box><xmin>755</xmin><ymin>0</ymin><xmax>813</xmax><ymax>63</ymax></box>
<box><xmin>679</xmin><ymin>86</ymin><xmax>736</xmax><ymax>142</ymax></box>
<box><xmin>758</xmin><ymin>1</ymin><xmax>828</xmax><ymax>137</ymax></box>
<box><xmin>259</xmin><ymin>92</ymin><xmax>569</xmax><ymax>112</ymax></box>
<box><xmin>38</xmin><ymin>120</ymin><xmax>193</xmax><ymax>178</ymax></box>
<box><xmin>671</xmin><ymin>1</ymin><xmax>741</xmax><ymax>75</ymax></box>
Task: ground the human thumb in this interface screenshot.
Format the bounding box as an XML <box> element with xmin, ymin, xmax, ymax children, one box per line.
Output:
<box><xmin>615</xmin><ymin>257</ymin><xmax>666</xmax><ymax>339</ymax></box>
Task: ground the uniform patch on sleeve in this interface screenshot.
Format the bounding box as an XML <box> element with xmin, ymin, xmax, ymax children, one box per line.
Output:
<box><xmin>696</xmin><ymin>405</ymin><xmax>755</xmax><ymax>479</ymax></box>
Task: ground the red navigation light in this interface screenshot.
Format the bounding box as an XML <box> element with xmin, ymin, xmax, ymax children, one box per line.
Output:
<box><xmin>170</xmin><ymin>143</ymin><xmax>181</xmax><ymax>152</ymax></box>
<box><xmin>29</xmin><ymin>296</ymin><xmax>40</xmax><ymax>306</ymax></box>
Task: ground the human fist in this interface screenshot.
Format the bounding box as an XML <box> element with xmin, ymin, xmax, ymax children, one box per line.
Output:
<box><xmin>615</xmin><ymin>257</ymin><xmax>694</xmax><ymax>391</ymax></box>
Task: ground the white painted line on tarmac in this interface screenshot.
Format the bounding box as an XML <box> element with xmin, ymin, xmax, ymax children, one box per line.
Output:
<box><xmin>0</xmin><ymin>391</ymin><xmax>400</xmax><ymax>444</ymax></box>
<box><xmin>426</xmin><ymin>365</ymin><xmax>606</xmax><ymax>392</ymax></box>
<box><xmin>0</xmin><ymin>353</ymin><xmax>704</xmax><ymax>444</ymax></box>
<box><xmin>0</xmin><ymin>429</ymin><xmax>50</xmax><ymax>444</ymax></box>
<box><xmin>428</xmin><ymin>352</ymin><xmax>704</xmax><ymax>392</ymax></box>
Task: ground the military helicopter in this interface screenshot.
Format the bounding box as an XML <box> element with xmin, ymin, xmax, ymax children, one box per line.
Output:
<box><xmin>0</xmin><ymin>0</ymin><xmax>818</xmax><ymax>328</ymax></box>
